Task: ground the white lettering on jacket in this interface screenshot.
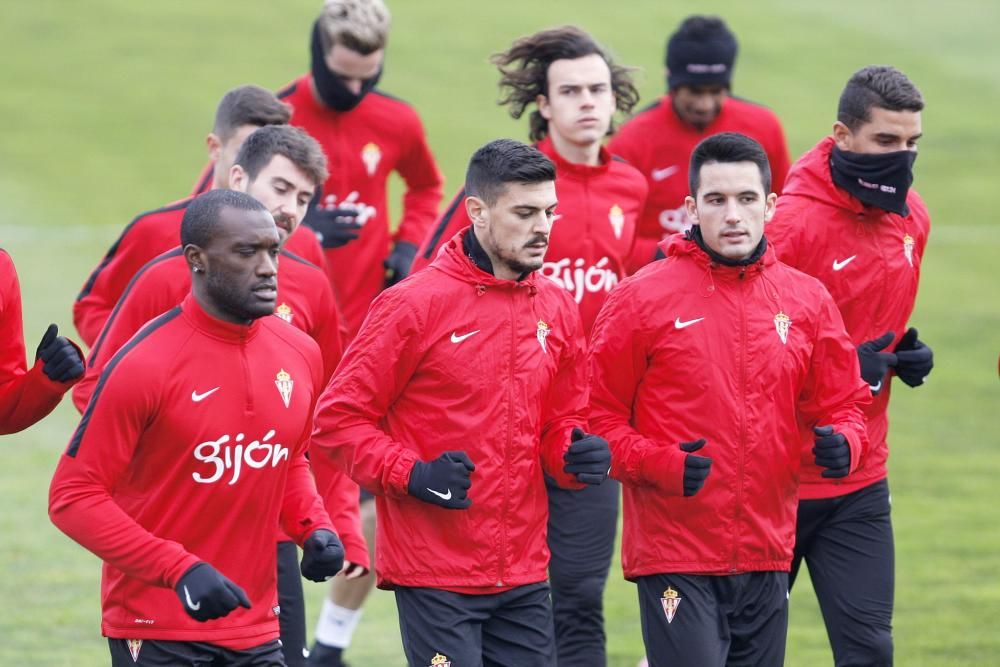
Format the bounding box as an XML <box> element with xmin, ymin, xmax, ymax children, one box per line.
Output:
<box><xmin>540</xmin><ymin>256</ymin><xmax>619</xmax><ymax>304</ymax></box>
<box><xmin>192</xmin><ymin>430</ymin><xmax>289</xmax><ymax>485</ymax></box>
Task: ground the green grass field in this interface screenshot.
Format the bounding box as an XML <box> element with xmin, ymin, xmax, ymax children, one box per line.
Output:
<box><xmin>2</xmin><ymin>1</ymin><xmax>998</xmax><ymax>664</ymax></box>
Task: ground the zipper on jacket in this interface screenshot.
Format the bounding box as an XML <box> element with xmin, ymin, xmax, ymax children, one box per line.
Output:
<box><xmin>732</xmin><ymin>275</ymin><xmax>748</xmax><ymax>572</ymax></box>
<box><xmin>241</xmin><ymin>330</ymin><xmax>254</xmax><ymax>415</ymax></box>
<box><xmin>497</xmin><ymin>289</ymin><xmax>518</xmax><ymax>588</ymax></box>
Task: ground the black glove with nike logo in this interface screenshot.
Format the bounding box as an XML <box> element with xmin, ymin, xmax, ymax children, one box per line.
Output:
<box><xmin>408</xmin><ymin>451</ymin><xmax>475</xmax><ymax>509</ymax></box>
<box><xmin>894</xmin><ymin>327</ymin><xmax>933</xmax><ymax>387</ymax></box>
<box><xmin>35</xmin><ymin>324</ymin><xmax>84</xmax><ymax>383</ymax></box>
<box><xmin>857</xmin><ymin>331</ymin><xmax>897</xmax><ymax>395</ymax></box>
<box><xmin>300</xmin><ymin>529</ymin><xmax>345</xmax><ymax>582</ymax></box>
<box><xmin>813</xmin><ymin>426</ymin><xmax>851</xmax><ymax>478</ymax></box>
<box><xmin>175</xmin><ymin>562</ymin><xmax>251</xmax><ymax>622</ymax></box>
<box><xmin>302</xmin><ymin>198</ymin><xmax>362</xmax><ymax>249</ymax></box>
<box><xmin>680</xmin><ymin>439</ymin><xmax>712</xmax><ymax>496</ymax></box>
<box><xmin>384</xmin><ymin>241</ymin><xmax>418</xmax><ymax>288</ymax></box>
<box><xmin>564</xmin><ymin>427</ymin><xmax>611</xmax><ymax>485</ymax></box>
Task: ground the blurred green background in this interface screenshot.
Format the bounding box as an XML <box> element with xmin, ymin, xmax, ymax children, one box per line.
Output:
<box><xmin>1</xmin><ymin>1</ymin><xmax>998</xmax><ymax>665</ymax></box>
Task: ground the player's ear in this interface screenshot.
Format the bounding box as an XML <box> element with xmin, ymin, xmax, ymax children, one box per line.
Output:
<box><xmin>685</xmin><ymin>195</ymin><xmax>699</xmax><ymax>224</ymax></box>
<box><xmin>465</xmin><ymin>196</ymin><xmax>488</xmax><ymax>228</ymax></box>
<box><xmin>229</xmin><ymin>164</ymin><xmax>248</xmax><ymax>192</ymax></box>
<box><xmin>832</xmin><ymin>121</ymin><xmax>853</xmax><ymax>152</ymax></box>
<box><xmin>184</xmin><ymin>244</ymin><xmax>207</xmax><ymax>276</ymax></box>
<box><xmin>763</xmin><ymin>192</ymin><xmax>777</xmax><ymax>223</ymax></box>
<box><xmin>206</xmin><ymin>133</ymin><xmax>222</xmax><ymax>161</ymax></box>
<box><xmin>536</xmin><ymin>93</ymin><xmax>552</xmax><ymax>120</ymax></box>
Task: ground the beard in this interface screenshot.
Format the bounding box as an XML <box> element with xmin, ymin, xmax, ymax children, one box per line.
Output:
<box><xmin>489</xmin><ymin>230</ymin><xmax>547</xmax><ymax>277</ymax></box>
<box><xmin>204</xmin><ymin>270</ymin><xmax>275</xmax><ymax>322</ymax></box>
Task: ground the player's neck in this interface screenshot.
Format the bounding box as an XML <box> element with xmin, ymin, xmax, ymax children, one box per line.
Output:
<box><xmin>549</xmin><ymin>133</ymin><xmax>602</xmax><ymax>166</ymax></box>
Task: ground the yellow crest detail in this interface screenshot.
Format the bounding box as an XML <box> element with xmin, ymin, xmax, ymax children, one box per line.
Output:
<box><xmin>903</xmin><ymin>233</ymin><xmax>915</xmax><ymax>267</ymax></box>
<box><xmin>275</xmin><ymin>369</ymin><xmax>294</xmax><ymax>408</ymax></box>
<box><xmin>361</xmin><ymin>142</ymin><xmax>382</xmax><ymax>176</ymax></box>
<box><xmin>536</xmin><ymin>320</ymin><xmax>551</xmax><ymax>354</ymax></box>
<box><xmin>661</xmin><ymin>586</ymin><xmax>682</xmax><ymax>623</ymax></box>
<box><xmin>608</xmin><ymin>204</ymin><xmax>625</xmax><ymax>239</ymax></box>
<box><xmin>275</xmin><ymin>302</ymin><xmax>293</xmax><ymax>323</ymax></box>
<box><xmin>774</xmin><ymin>311</ymin><xmax>792</xmax><ymax>345</ymax></box>
<box><xmin>430</xmin><ymin>654</ymin><xmax>450</xmax><ymax>666</ymax></box>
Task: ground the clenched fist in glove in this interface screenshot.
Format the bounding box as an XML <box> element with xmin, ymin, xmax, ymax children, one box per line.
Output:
<box><xmin>302</xmin><ymin>193</ymin><xmax>365</xmax><ymax>249</ymax></box>
<box><xmin>894</xmin><ymin>327</ymin><xmax>933</xmax><ymax>387</ymax></box>
<box><xmin>175</xmin><ymin>562</ymin><xmax>251</xmax><ymax>622</ymax></box>
<box><xmin>384</xmin><ymin>241</ymin><xmax>418</xmax><ymax>288</ymax></box>
<box><xmin>300</xmin><ymin>529</ymin><xmax>345</xmax><ymax>582</ymax></box>
<box><xmin>680</xmin><ymin>438</ymin><xmax>712</xmax><ymax>497</ymax></box>
<box><xmin>564</xmin><ymin>427</ymin><xmax>612</xmax><ymax>485</ymax></box>
<box><xmin>856</xmin><ymin>331</ymin><xmax>897</xmax><ymax>395</ymax></box>
<box><xmin>408</xmin><ymin>451</ymin><xmax>475</xmax><ymax>509</ymax></box>
<box><xmin>36</xmin><ymin>324</ymin><xmax>84</xmax><ymax>383</ymax></box>
<box><xmin>813</xmin><ymin>426</ymin><xmax>851</xmax><ymax>478</ymax></box>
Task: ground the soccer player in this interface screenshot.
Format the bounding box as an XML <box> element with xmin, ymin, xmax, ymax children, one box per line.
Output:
<box><xmin>49</xmin><ymin>189</ymin><xmax>346</xmax><ymax>667</ymax></box>
<box><xmin>413</xmin><ymin>26</ymin><xmax>646</xmax><ymax>665</ymax></box>
<box><xmin>283</xmin><ymin>0</ymin><xmax>443</xmax><ymax>338</ymax></box>
<box><xmin>589</xmin><ymin>133</ymin><xmax>870</xmax><ymax>666</ymax></box>
<box><xmin>311</xmin><ymin>139</ymin><xmax>613</xmax><ymax>666</ymax></box>
<box><xmin>73</xmin><ymin>84</ymin><xmax>323</xmax><ymax>346</ymax></box>
<box><xmin>767</xmin><ymin>65</ymin><xmax>933</xmax><ymax>665</ymax></box>
<box><xmin>609</xmin><ymin>15</ymin><xmax>790</xmax><ymax>271</ymax></box>
<box><xmin>0</xmin><ymin>251</ymin><xmax>84</xmax><ymax>434</ymax></box>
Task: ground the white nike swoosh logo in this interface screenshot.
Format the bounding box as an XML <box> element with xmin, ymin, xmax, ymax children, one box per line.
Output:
<box><xmin>183</xmin><ymin>585</ymin><xmax>201</xmax><ymax>611</ymax></box>
<box><xmin>426</xmin><ymin>487</ymin><xmax>452</xmax><ymax>500</ymax></box>
<box><xmin>869</xmin><ymin>380</ymin><xmax>882</xmax><ymax>393</ymax></box>
<box><xmin>832</xmin><ymin>255</ymin><xmax>857</xmax><ymax>271</ymax></box>
<box><xmin>450</xmin><ymin>330</ymin><xmax>480</xmax><ymax>344</ymax></box>
<box><xmin>651</xmin><ymin>165</ymin><xmax>680</xmax><ymax>181</ymax></box>
<box><xmin>191</xmin><ymin>387</ymin><xmax>220</xmax><ymax>402</ymax></box>
<box><xmin>674</xmin><ymin>317</ymin><xmax>705</xmax><ymax>329</ymax></box>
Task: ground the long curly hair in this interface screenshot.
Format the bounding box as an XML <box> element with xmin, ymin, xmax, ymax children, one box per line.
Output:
<box><xmin>492</xmin><ymin>26</ymin><xmax>639</xmax><ymax>142</ymax></box>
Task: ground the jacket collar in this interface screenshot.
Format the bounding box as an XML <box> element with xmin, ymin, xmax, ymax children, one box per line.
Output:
<box><xmin>536</xmin><ymin>136</ymin><xmax>611</xmax><ymax>178</ymax></box>
<box><xmin>433</xmin><ymin>228</ymin><xmax>539</xmax><ymax>291</ymax></box>
<box><xmin>181</xmin><ymin>292</ymin><xmax>262</xmax><ymax>342</ymax></box>
<box><xmin>660</xmin><ymin>231</ymin><xmax>777</xmax><ymax>279</ymax></box>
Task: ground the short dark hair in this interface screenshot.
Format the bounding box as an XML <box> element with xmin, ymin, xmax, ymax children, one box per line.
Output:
<box><xmin>181</xmin><ymin>189</ymin><xmax>268</xmax><ymax>248</ymax></box>
<box><xmin>689</xmin><ymin>132</ymin><xmax>771</xmax><ymax>195</ymax></box>
<box><xmin>492</xmin><ymin>26</ymin><xmax>639</xmax><ymax>142</ymax></box>
<box><xmin>838</xmin><ymin>65</ymin><xmax>924</xmax><ymax>131</ymax></box>
<box><xmin>212</xmin><ymin>85</ymin><xmax>291</xmax><ymax>142</ymax></box>
<box><xmin>465</xmin><ymin>139</ymin><xmax>556</xmax><ymax>207</ymax></box>
<box><xmin>233</xmin><ymin>125</ymin><xmax>329</xmax><ymax>187</ymax></box>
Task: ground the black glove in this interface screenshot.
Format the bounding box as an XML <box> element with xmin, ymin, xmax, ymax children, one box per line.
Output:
<box><xmin>175</xmin><ymin>562</ymin><xmax>251</xmax><ymax>622</ymax></box>
<box><xmin>813</xmin><ymin>425</ymin><xmax>851</xmax><ymax>478</ymax></box>
<box><xmin>302</xmin><ymin>195</ymin><xmax>363</xmax><ymax>249</ymax></box>
<box><xmin>563</xmin><ymin>427</ymin><xmax>611</xmax><ymax>485</ymax></box>
<box><xmin>894</xmin><ymin>327</ymin><xmax>933</xmax><ymax>387</ymax></box>
<box><xmin>35</xmin><ymin>324</ymin><xmax>84</xmax><ymax>383</ymax></box>
<box><xmin>407</xmin><ymin>451</ymin><xmax>475</xmax><ymax>509</ymax></box>
<box><xmin>384</xmin><ymin>241</ymin><xmax>418</xmax><ymax>287</ymax></box>
<box><xmin>680</xmin><ymin>439</ymin><xmax>712</xmax><ymax>497</ymax></box>
<box><xmin>300</xmin><ymin>529</ymin><xmax>345</xmax><ymax>582</ymax></box>
<box><xmin>857</xmin><ymin>331</ymin><xmax>897</xmax><ymax>395</ymax></box>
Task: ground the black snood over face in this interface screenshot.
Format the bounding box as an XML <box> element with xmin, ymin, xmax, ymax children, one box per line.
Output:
<box><xmin>310</xmin><ymin>20</ymin><xmax>382</xmax><ymax>112</ymax></box>
<box><xmin>830</xmin><ymin>146</ymin><xmax>917</xmax><ymax>216</ymax></box>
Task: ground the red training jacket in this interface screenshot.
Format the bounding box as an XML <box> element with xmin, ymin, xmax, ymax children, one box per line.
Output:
<box><xmin>609</xmin><ymin>95</ymin><xmax>790</xmax><ymax>271</ymax></box>
<box><xmin>589</xmin><ymin>234</ymin><xmax>870</xmax><ymax>578</ymax></box>
<box><xmin>73</xmin><ymin>197</ymin><xmax>324</xmax><ymax>346</ymax></box>
<box><xmin>50</xmin><ymin>294</ymin><xmax>334</xmax><ymax>649</ymax></box>
<box><xmin>767</xmin><ymin>137</ymin><xmax>931</xmax><ymax>500</ymax></box>
<box><xmin>312</xmin><ymin>230</ymin><xmax>588</xmax><ymax>592</ymax></box>
<box><xmin>277</xmin><ymin>76</ymin><xmax>444</xmax><ymax>338</ymax></box>
<box><xmin>412</xmin><ymin>138</ymin><xmax>647</xmax><ymax>336</ymax></box>
<box><xmin>0</xmin><ymin>250</ymin><xmax>83</xmax><ymax>433</ymax></box>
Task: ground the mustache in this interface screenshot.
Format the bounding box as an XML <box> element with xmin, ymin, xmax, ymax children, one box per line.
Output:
<box><xmin>523</xmin><ymin>234</ymin><xmax>549</xmax><ymax>248</ymax></box>
<box><xmin>273</xmin><ymin>213</ymin><xmax>295</xmax><ymax>228</ymax></box>
<box><xmin>252</xmin><ymin>280</ymin><xmax>277</xmax><ymax>291</ymax></box>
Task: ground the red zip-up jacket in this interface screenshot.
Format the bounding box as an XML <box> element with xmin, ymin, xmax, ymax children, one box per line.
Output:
<box><xmin>767</xmin><ymin>137</ymin><xmax>931</xmax><ymax>500</ymax></box>
<box><xmin>70</xmin><ymin>248</ymin><xmax>366</xmax><ymax>567</ymax></box>
<box><xmin>50</xmin><ymin>294</ymin><xmax>334</xmax><ymax>648</ymax></box>
<box><xmin>0</xmin><ymin>250</ymin><xmax>83</xmax><ymax>433</ymax></box>
<box><xmin>73</xmin><ymin>197</ymin><xmax>324</xmax><ymax>346</ymax></box>
<box><xmin>412</xmin><ymin>138</ymin><xmax>647</xmax><ymax>336</ymax></box>
<box><xmin>589</xmin><ymin>234</ymin><xmax>869</xmax><ymax>578</ymax></box>
<box><xmin>311</xmin><ymin>229</ymin><xmax>588</xmax><ymax>592</ymax></box>
<box><xmin>609</xmin><ymin>95</ymin><xmax>790</xmax><ymax>271</ymax></box>
<box><xmin>278</xmin><ymin>76</ymin><xmax>444</xmax><ymax>338</ymax></box>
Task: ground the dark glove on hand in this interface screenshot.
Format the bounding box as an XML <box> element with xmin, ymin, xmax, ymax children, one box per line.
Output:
<box><xmin>175</xmin><ymin>562</ymin><xmax>251</xmax><ymax>622</ymax></box>
<box><xmin>857</xmin><ymin>331</ymin><xmax>897</xmax><ymax>395</ymax></box>
<box><xmin>35</xmin><ymin>324</ymin><xmax>84</xmax><ymax>383</ymax></box>
<box><xmin>894</xmin><ymin>327</ymin><xmax>933</xmax><ymax>387</ymax></box>
<box><xmin>302</xmin><ymin>197</ymin><xmax>363</xmax><ymax>249</ymax></box>
<box><xmin>564</xmin><ymin>427</ymin><xmax>611</xmax><ymax>485</ymax></box>
<box><xmin>384</xmin><ymin>241</ymin><xmax>418</xmax><ymax>287</ymax></box>
<box><xmin>300</xmin><ymin>529</ymin><xmax>345</xmax><ymax>582</ymax></box>
<box><xmin>408</xmin><ymin>451</ymin><xmax>475</xmax><ymax>509</ymax></box>
<box><xmin>680</xmin><ymin>439</ymin><xmax>712</xmax><ymax>497</ymax></box>
<box><xmin>813</xmin><ymin>426</ymin><xmax>851</xmax><ymax>478</ymax></box>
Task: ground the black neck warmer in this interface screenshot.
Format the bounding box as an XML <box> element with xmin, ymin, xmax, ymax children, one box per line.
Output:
<box><xmin>830</xmin><ymin>146</ymin><xmax>916</xmax><ymax>216</ymax></box>
<box><xmin>463</xmin><ymin>228</ymin><xmax>495</xmax><ymax>276</ymax></box>
<box><xmin>310</xmin><ymin>20</ymin><xmax>383</xmax><ymax>112</ymax></box>
<box><xmin>687</xmin><ymin>225</ymin><xmax>768</xmax><ymax>267</ymax></box>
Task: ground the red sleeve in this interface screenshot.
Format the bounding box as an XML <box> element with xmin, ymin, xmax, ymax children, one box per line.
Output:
<box><xmin>0</xmin><ymin>252</ymin><xmax>77</xmax><ymax>434</ymax></box>
<box><xmin>411</xmin><ymin>189</ymin><xmax>468</xmax><ymax>273</ymax></box>
<box><xmin>310</xmin><ymin>277</ymin><xmax>344</xmax><ymax>384</ymax></box>
<box><xmin>309</xmin><ymin>445</ymin><xmax>369</xmax><ymax>570</ymax></box>
<box><xmin>391</xmin><ymin>113</ymin><xmax>444</xmax><ymax>246</ymax></box>
<box><xmin>48</xmin><ymin>351</ymin><xmax>201</xmax><ymax>589</ymax></box>
<box><xmin>538</xmin><ymin>302</ymin><xmax>588</xmax><ymax>490</ymax></box>
<box><xmin>588</xmin><ymin>282</ymin><xmax>687</xmax><ymax>494</ymax></box>
<box><xmin>797</xmin><ymin>294</ymin><xmax>871</xmax><ymax>472</ymax></box>
<box><xmin>311</xmin><ymin>287</ymin><xmax>422</xmax><ymax>498</ymax></box>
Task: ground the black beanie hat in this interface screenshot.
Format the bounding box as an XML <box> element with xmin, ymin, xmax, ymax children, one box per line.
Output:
<box><xmin>666</xmin><ymin>16</ymin><xmax>738</xmax><ymax>90</ymax></box>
